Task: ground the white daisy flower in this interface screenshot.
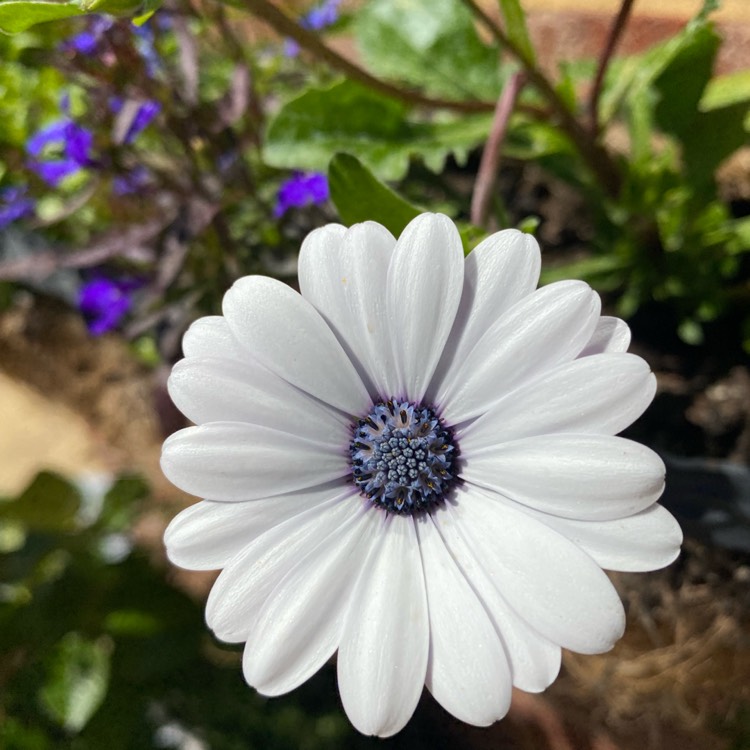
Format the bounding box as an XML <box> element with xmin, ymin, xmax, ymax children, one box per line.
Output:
<box><xmin>161</xmin><ymin>213</ymin><xmax>682</xmax><ymax>737</ymax></box>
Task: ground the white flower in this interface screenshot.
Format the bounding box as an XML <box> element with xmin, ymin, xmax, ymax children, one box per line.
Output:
<box><xmin>161</xmin><ymin>213</ymin><xmax>681</xmax><ymax>737</ymax></box>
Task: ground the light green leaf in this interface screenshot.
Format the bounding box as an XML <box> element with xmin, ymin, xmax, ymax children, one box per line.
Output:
<box><xmin>39</xmin><ymin>632</ymin><xmax>111</xmax><ymax>733</ymax></box>
<box><xmin>265</xmin><ymin>80</ymin><xmax>492</xmax><ymax>181</ymax></box>
<box><xmin>498</xmin><ymin>0</ymin><xmax>535</xmax><ymax>63</ymax></box>
<box><xmin>328</xmin><ymin>153</ymin><xmax>420</xmax><ymax>236</ymax></box>
<box><xmin>0</xmin><ymin>0</ymin><xmax>85</xmax><ymax>34</ymax></box>
<box><xmin>700</xmin><ymin>70</ymin><xmax>750</xmax><ymax>111</ymax></box>
<box><xmin>354</xmin><ymin>0</ymin><xmax>502</xmax><ymax>100</ymax></box>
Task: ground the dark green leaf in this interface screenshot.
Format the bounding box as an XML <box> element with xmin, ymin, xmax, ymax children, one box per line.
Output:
<box><xmin>39</xmin><ymin>632</ymin><xmax>111</xmax><ymax>733</ymax></box>
<box><xmin>265</xmin><ymin>80</ymin><xmax>492</xmax><ymax>180</ymax></box>
<box><xmin>354</xmin><ymin>0</ymin><xmax>502</xmax><ymax>100</ymax></box>
<box><xmin>0</xmin><ymin>472</ymin><xmax>81</xmax><ymax>533</ymax></box>
<box><xmin>0</xmin><ymin>0</ymin><xmax>86</xmax><ymax>34</ymax></box>
<box><xmin>328</xmin><ymin>153</ymin><xmax>420</xmax><ymax>236</ymax></box>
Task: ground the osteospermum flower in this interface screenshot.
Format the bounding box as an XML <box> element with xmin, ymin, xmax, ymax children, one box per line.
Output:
<box><xmin>161</xmin><ymin>213</ymin><xmax>681</xmax><ymax>737</ymax></box>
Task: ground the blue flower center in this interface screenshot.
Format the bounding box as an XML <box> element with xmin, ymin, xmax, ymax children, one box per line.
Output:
<box><xmin>350</xmin><ymin>400</ymin><xmax>457</xmax><ymax>515</ymax></box>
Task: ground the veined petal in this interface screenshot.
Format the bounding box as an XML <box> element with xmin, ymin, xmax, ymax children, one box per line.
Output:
<box><xmin>223</xmin><ymin>275</ymin><xmax>370</xmax><ymax>416</ymax></box>
<box><xmin>462</xmin><ymin>434</ymin><xmax>665</xmax><ymax>521</ymax></box>
<box><xmin>338</xmin><ymin>514</ymin><xmax>429</xmax><ymax>737</ymax></box>
<box><xmin>431</xmin><ymin>505</ymin><xmax>561</xmax><ymax>692</ymax></box>
<box><xmin>579</xmin><ymin>316</ymin><xmax>631</xmax><ymax>356</ymax></box>
<box><xmin>386</xmin><ymin>213</ymin><xmax>464</xmax><ymax>403</ymax></box>
<box><xmin>438</xmin><ymin>281</ymin><xmax>601</xmax><ymax>425</ymax></box>
<box><xmin>427</xmin><ymin>230</ymin><xmax>541</xmax><ymax>402</ymax></box>
<box><xmin>243</xmin><ymin>504</ymin><xmax>379</xmax><ymax>696</ymax></box>
<box><xmin>416</xmin><ymin>515</ymin><xmax>512</xmax><ymax>725</ymax></box>
<box><xmin>181</xmin><ymin>315</ymin><xmax>249</xmax><ymax>361</ymax></box>
<box><xmin>459</xmin><ymin>353</ymin><xmax>656</xmax><ymax>449</ymax></box>
<box><xmin>299</xmin><ymin>222</ymin><xmax>397</xmax><ymax>399</ymax></box>
<box><xmin>452</xmin><ymin>488</ymin><xmax>625</xmax><ymax>654</ymax></box>
<box><xmin>160</xmin><ymin>422</ymin><xmax>349</xmax><ymax>502</ymax></box>
<box><xmin>168</xmin><ymin>356</ymin><xmax>350</xmax><ymax>442</ymax></box>
<box><xmin>163</xmin><ymin>480</ymin><xmax>353</xmax><ymax>571</ymax></box>
<box><xmin>518</xmin><ymin>502</ymin><xmax>683</xmax><ymax>572</ymax></box>
<box><xmin>205</xmin><ymin>494</ymin><xmax>358</xmax><ymax>643</ymax></box>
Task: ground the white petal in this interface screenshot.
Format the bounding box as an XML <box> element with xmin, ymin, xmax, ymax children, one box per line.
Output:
<box><xmin>452</xmin><ymin>487</ymin><xmax>625</xmax><ymax>654</ymax></box>
<box><xmin>438</xmin><ymin>281</ymin><xmax>601</xmax><ymax>425</ymax></box>
<box><xmin>223</xmin><ymin>275</ymin><xmax>370</xmax><ymax>416</ymax></box>
<box><xmin>181</xmin><ymin>315</ymin><xmax>249</xmax><ymax>361</ymax></box>
<box><xmin>431</xmin><ymin>506</ymin><xmax>561</xmax><ymax>692</ymax></box>
<box><xmin>416</xmin><ymin>515</ymin><xmax>512</xmax><ymax>725</ymax></box>
<box><xmin>168</xmin><ymin>356</ymin><xmax>349</xmax><ymax>442</ymax></box>
<box><xmin>338</xmin><ymin>514</ymin><xmax>429</xmax><ymax>737</ymax></box>
<box><xmin>427</xmin><ymin>230</ymin><xmax>541</xmax><ymax>401</ymax></box>
<box><xmin>386</xmin><ymin>213</ymin><xmax>464</xmax><ymax>402</ymax></box>
<box><xmin>243</xmin><ymin>504</ymin><xmax>379</xmax><ymax>696</ymax></box>
<box><xmin>163</xmin><ymin>480</ymin><xmax>352</xmax><ymax>571</ymax></box>
<box><xmin>299</xmin><ymin>222</ymin><xmax>398</xmax><ymax>399</ymax></box>
<box><xmin>205</xmin><ymin>494</ymin><xmax>358</xmax><ymax>643</ymax></box>
<box><xmin>161</xmin><ymin>422</ymin><xmax>349</xmax><ymax>501</ymax></box>
<box><xmin>463</xmin><ymin>434</ymin><xmax>665</xmax><ymax>521</ymax></box>
<box><xmin>579</xmin><ymin>316</ymin><xmax>631</xmax><ymax>356</ymax></box>
<box><xmin>520</xmin><ymin>502</ymin><xmax>683</xmax><ymax>572</ymax></box>
<box><xmin>459</xmin><ymin>353</ymin><xmax>656</xmax><ymax>450</ymax></box>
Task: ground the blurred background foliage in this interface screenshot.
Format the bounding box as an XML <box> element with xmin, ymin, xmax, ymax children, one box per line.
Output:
<box><xmin>1</xmin><ymin>0</ymin><xmax>749</xmax><ymax>747</ymax></box>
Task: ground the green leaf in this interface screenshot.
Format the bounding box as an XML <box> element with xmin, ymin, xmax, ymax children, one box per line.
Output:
<box><xmin>354</xmin><ymin>0</ymin><xmax>502</xmax><ymax>100</ymax></box>
<box><xmin>652</xmin><ymin>23</ymin><xmax>719</xmax><ymax>137</ymax></box>
<box><xmin>39</xmin><ymin>632</ymin><xmax>111</xmax><ymax>733</ymax></box>
<box><xmin>599</xmin><ymin>3</ymin><xmax>718</xmax><ymax>126</ymax></box>
<box><xmin>0</xmin><ymin>1</ymin><xmax>86</xmax><ymax>34</ymax></box>
<box><xmin>265</xmin><ymin>80</ymin><xmax>492</xmax><ymax>181</ymax></box>
<box><xmin>498</xmin><ymin>0</ymin><xmax>535</xmax><ymax>64</ymax></box>
<box><xmin>700</xmin><ymin>69</ymin><xmax>750</xmax><ymax>111</ymax></box>
<box><xmin>0</xmin><ymin>471</ymin><xmax>81</xmax><ymax>533</ymax></box>
<box><xmin>328</xmin><ymin>153</ymin><xmax>420</xmax><ymax>236</ymax></box>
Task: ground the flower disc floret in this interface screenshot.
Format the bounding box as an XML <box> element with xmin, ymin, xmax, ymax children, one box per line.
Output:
<box><xmin>350</xmin><ymin>400</ymin><xmax>456</xmax><ymax>514</ymax></box>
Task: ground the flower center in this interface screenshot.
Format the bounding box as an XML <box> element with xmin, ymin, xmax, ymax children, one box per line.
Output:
<box><xmin>349</xmin><ymin>400</ymin><xmax>457</xmax><ymax>515</ymax></box>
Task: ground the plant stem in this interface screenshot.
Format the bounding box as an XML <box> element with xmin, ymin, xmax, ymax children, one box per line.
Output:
<box><xmin>230</xmin><ymin>0</ymin><xmax>495</xmax><ymax>114</ymax></box>
<box><xmin>459</xmin><ymin>0</ymin><xmax>622</xmax><ymax>197</ymax></box>
<box><xmin>588</xmin><ymin>0</ymin><xmax>635</xmax><ymax>135</ymax></box>
<box><xmin>471</xmin><ymin>71</ymin><xmax>525</xmax><ymax>228</ymax></box>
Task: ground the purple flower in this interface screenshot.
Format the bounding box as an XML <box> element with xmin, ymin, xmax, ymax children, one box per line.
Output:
<box><xmin>110</xmin><ymin>97</ymin><xmax>161</xmax><ymax>143</ymax></box>
<box><xmin>284</xmin><ymin>0</ymin><xmax>340</xmax><ymax>57</ymax></box>
<box><xmin>27</xmin><ymin>120</ymin><xmax>95</xmax><ymax>187</ymax></box>
<box><xmin>0</xmin><ymin>186</ymin><xmax>35</xmax><ymax>229</ymax></box>
<box><xmin>113</xmin><ymin>165</ymin><xmax>151</xmax><ymax>195</ymax></box>
<box><xmin>78</xmin><ymin>276</ymin><xmax>139</xmax><ymax>335</ymax></box>
<box><xmin>274</xmin><ymin>171</ymin><xmax>329</xmax><ymax>217</ymax></box>
<box><xmin>304</xmin><ymin>0</ymin><xmax>340</xmax><ymax>30</ymax></box>
<box><xmin>62</xmin><ymin>15</ymin><xmax>114</xmax><ymax>56</ymax></box>
<box><xmin>133</xmin><ymin>21</ymin><xmax>161</xmax><ymax>76</ymax></box>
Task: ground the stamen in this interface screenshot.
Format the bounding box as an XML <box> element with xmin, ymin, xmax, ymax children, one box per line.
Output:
<box><xmin>349</xmin><ymin>400</ymin><xmax>457</xmax><ymax>515</ymax></box>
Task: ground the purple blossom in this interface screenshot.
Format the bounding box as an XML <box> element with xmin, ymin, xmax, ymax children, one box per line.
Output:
<box><xmin>133</xmin><ymin>21</ymin><xmax>161</xmax><ymax>76</ymax></box>
<box><xmin>62</xmin><ymin>15</ymin><xmax>114</xmax><ymax>56</ymax></box>
<box><xmin>284</xmin><ymin>0</ymin><xmax>340</xmax><ymax>57</ymax></box>
<box><xmin>27</xmin><ymin>120</ymin><xmax>95</xmax><ymax>187</ymax></box>
<box><xmin>274</xmin><ymin>171</ymin><xmax>329</xmax><ymax>217</ymax></box>
<box><xmin>113</xmin><ymin>165</ymin><xmax>151</xmax><ymax>195</ymax></box>
<box><xmin>78</xmin><ymin>276</ymin><xmax>139</xmax><ymax>335</ymax></box>
<box><xmin>0</xmin><ymin>186</ymin><xmax>35</xmax><ymax>229</ymax></box>
<box><xmin>110</xmin><ymin>97</ymin><xmax>161</xmax><ymax>143</ymax></box>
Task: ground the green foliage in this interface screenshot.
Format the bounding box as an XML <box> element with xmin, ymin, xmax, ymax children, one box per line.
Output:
<box><xmin>497</xmin><ymin>0</ymin><xmax>535</xmax><ymax>63</ymax></box>
<box><xmin>39</xmin><ymin>632</ymin><xmax>112</xmax><ymax>732</ymax></box>
<box><xmin>354</xmin><ymin>0</ymin><xmax>503</xmax><ymax>100</ymax></box>
<box><xmin>0</xmin><ymin>1</ymin><xmax>86</xmax><ymax>35</ymax></box>
<box><xmin>265</xmin><ymin>79</ymin><xmax>493</xmax><ymax>180</ymax></box>
<box><xmin>328</xmin><ymin>153</ymin><xmax>421</xmax><ymax>236</ymax></box>
<box><xmin>0</xmin><ymin>472</ymin><xmax>81</xmax><ymax>533</ymax></box>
